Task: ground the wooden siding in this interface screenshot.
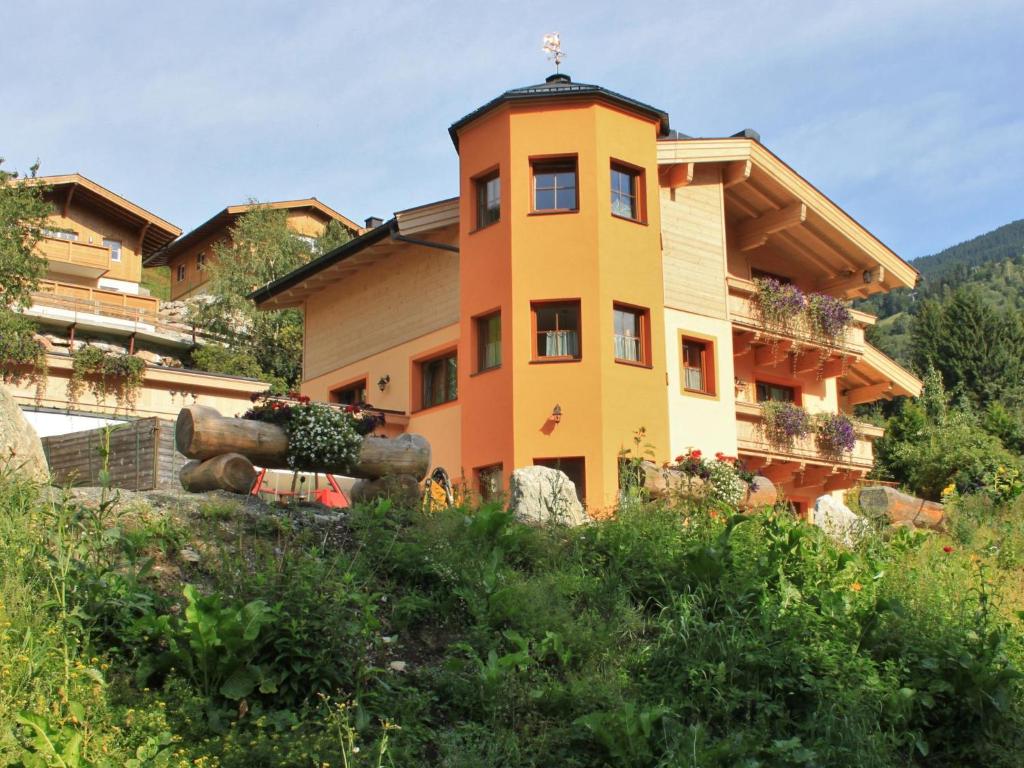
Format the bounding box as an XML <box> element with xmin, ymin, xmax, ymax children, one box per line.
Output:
<box><xmin>42</xmin><ymin>418</ymin><xmax>187</xmax><ymax>490</ymax></box>
<box><xmin>303</xmin><ymin>245</ymin><xmax>460</xmax><ymax>381</ymax></box>
<box><xmin>660</xmin><ymin>167</ymin><xmax>729</xmax><ymax>320</ymax></box>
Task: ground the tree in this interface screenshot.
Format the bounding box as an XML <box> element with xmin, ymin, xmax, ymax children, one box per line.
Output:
<box><xmin>0</xmin><ymin>159</ymin><xmax>51</xmax><ymax>381</ymax></box>
<box><xmin>910</xmin><ymin>287</ymin><xmax>1024</xmax><ymax>407</ymax></box>
<box><xmin>188</xmin><ymin>204</ymin><xmax>354</xmax><ymax>391</ymax></box>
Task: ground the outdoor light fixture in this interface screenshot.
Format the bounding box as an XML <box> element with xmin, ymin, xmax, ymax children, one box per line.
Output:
<box><xmin>377</xmin><ymin>375</ymin><xmax>391</xmax><ymax>392</ymax></box>
<box><xmin>551</xmin><ymin>404</ymin><xmax>562</xmax><ymax>423</ymax></box>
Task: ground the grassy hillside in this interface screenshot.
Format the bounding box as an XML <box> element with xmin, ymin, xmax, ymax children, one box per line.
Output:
<box><xmin>3</xmin><ymin>476</ymin><xmax>1024</xmax><ymax>767</ymax></box>
<box><xmin>141</xmin><ymin>266</ymin><xmax>171</xmax><ymax>301</ymax></box>
<box><xmin>857</xmin><ymin>218</ymin><xmax>1024</xmax><ymax>365</ymax></box>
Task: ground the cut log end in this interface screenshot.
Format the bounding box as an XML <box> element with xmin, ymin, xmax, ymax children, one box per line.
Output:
<box><xmin>180</xmin><ymin>452</ymin><xmax>257</xmax><ymax>494</ymax></box>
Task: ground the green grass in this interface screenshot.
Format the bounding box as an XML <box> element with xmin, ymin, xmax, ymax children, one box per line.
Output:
<box><xmin>2</xmin><ymin>476</ymin><xmax>1023</xmax><ymax>767</ymax></box>
<box><xmin>141</xmin><ymin>266</ymin><xmax>170</xmax><ymax>301</ymax></box>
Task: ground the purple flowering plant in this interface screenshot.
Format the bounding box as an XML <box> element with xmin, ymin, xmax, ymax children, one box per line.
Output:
<box><xmin>760</xmin><ymin>401</ymin><xmax>812</xmax><ymax>451</ymax></box>
<box><xmin>752</xmin><ymin>278</ymin><xmax>806</xmax><ymax>333</ymax></box>
<box><xmin>805</xmin><ymin>293</ymin><xmax>853</xmax><ymax>348</ymax></box>
<box><xmin>815</xmin><ymin>412</ymin><xmax>857</xmax><ymax>457</ymax></box>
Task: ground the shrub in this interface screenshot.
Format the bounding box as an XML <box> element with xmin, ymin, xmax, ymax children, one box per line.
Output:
<box><xmin>68</xmin><ymin>345</ymin><xmax>145</xmax><ymax>409</ymax></box>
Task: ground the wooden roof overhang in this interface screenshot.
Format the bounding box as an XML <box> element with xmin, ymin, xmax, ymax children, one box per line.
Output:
<box><xmin>840</xmin><ymin>343</ymin><xmax>923</xmax><ymax>405</ymax></box>
<box><xmin>29</xmin><ymin>174</ymin><xmax>181</xmax><ymax>257</ymax></box>
<box><xmin>657</xmin><ymin>139</ymin><xmax>919</xmax><ymax>298</ymax></box>
<box><xmin>250</xmin><ymin>197</ymin><xmax>459</xmax><ymax>310</ymax></box>
<box><xmin>145</xmin><ymin>198</ymin><xmax>363</xmax><ymax>267</ymax></box>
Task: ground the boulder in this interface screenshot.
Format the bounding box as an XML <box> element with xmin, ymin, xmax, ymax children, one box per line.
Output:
<box><xmin>813</xmin><ymin>495</ymin><xmax>868</xmax><ymax>546</ymax></box>
<box><xmin>0</xmin><ymin>384</ymin><xmax>49</xmax><ymax>482</ymax></box>
<box><xmin>509</xmin><ymin>466</ymin><xmax>588</xmax><ymax>526</ymax></box>
<box><xmin>742</xmin><ymin>476</ymin><xmax>778</xmax><ymax>509</ymax></box>
<box><xmin>857</xmin><ymin>486</ymin><xmax>945</xmax><ymax>531</ymax></box>
<box><xmin>133</xmin><ymin>349</ymin><xmax>164</xmax><ymax>365</ymax></box>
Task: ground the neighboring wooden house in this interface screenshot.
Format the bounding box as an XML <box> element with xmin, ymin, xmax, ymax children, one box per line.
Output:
<box><xmin>9</xmin><ymin>173</ymin><xmax>269</xmax><ymax>436</ymax></box>
<box><xmin>145</xmin><ymin>199</ymin><xmax>363</xmax><ymax>300</ymax></box>
<box><xmin>252</xmin><ymin>73</ymin><xmax>922</xmax><ymax>512</ymax></box>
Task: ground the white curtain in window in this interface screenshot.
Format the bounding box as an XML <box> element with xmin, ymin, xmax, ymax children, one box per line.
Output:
<box><xmin>545</xmin><ymin>330</ymin><xmax>579</xmax><ymax>357</ymax></box>
<box><xmin>685</xmin><ymin>367</ymin><xmax>704</xmax><ymax>391</ymax></box>
<box><xmin>614</xmin><ymin>334</ymin><xmax>640</xmax><ymax>361</ymax></box>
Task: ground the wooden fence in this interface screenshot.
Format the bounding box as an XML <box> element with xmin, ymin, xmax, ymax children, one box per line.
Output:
<box><xmin>41</xmin><ymin>418</ymin><xmax>186</xmax><ymax>491</ymax></box>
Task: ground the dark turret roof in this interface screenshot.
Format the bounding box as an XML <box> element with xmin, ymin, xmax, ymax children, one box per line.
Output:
<box><xmin>448</xmin><ymin>74</ymin><xmax>670</xmax><ymax>149</ymax></box>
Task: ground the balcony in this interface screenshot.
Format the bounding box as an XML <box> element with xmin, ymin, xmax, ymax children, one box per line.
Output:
<box><xmin>37</xmin><ymin>236</ymin><xmax>110</xmax><ymax>278</ymax></box>
<box><xmin>735</xmin><ymin>400</ymin><xmax>883</xmax><ymax>487</ymax></box>
<box><xmin>728</xmin><ymin>277</ymin><xmax>872</xmax><ymax>365</ymax></box>
<box><xmin>33</xmin><ymin>280</ymin><xmax>160</xmax><ymax>325</ymax></box>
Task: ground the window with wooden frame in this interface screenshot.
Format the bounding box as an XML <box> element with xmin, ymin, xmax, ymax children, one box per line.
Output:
<box><xmin>475</xmin><ymin>171</ymin><xmax>500</xmax><ymax>229</ymax></box>
<box><xmin>681</xmin><ymin>335</ymin><xmax>716</xmax><ymax>396</ymax></box>
<box><xmin>534</xmin><ymin>457</ymin><xmax>586</xmax><ymax>503</ymax></box>
<box><xmin>475</xmin><ymin>311</ymin><xmax>501</xmax><ymax>372</ymax></box>
<box><xmin>176</xmin><ymin>264</ymin><xmax>187</xmax><ymax>282</ymax></box>
<box><xmin>533</xmin><ymin>300</ymin><xmax>581</xmax><ymax>360</ymax></box>
<box><xmin>330</xmin><ymin>379</ymin><xmax>368</xmax><ymax>406</ymax></box>
<box><xmin>476</xmin><ymin>464</ymin><xmax>503</xmax><ymax>502</ymax></box>
<box><xmin>196</xmin><ymin>251</ymin><xmax>207</xmax><ymax>271</ymax></box>
<box><xmin>420</xmin><ymin>351</ymin><xmax>457</xmax><ymax>409</ymax></box>
<box><xmin>103</xmin><ymin>239</ymin><xmax>122</xmax><ymax>263</ymax></box>
<box><xmin>532</xmin><ymin>157</ymin><xmax>578</xmax><ymax>212</ymax></box>
<box><xmin>756</xmin><ymin>381</ymin><xmax>798</xmax><ymax>404</ymax></box>
<box><xmin>610</xmin><ymin>162</ymin><xmax>642</xmax><ymax>221</ymax></box>
<box><xmin>613</xmin><ymin>303</ymin><xmax>650</xmax><ymax>365</ymax></box>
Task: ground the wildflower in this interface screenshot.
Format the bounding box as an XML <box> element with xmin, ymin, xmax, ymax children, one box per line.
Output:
<box><xmin>850</xmin><ymin>581</ymin><xmax>863</xmax><ymax>592</ymax></box>
<box><xmin>943</xmin><ymin>545</ymin><xmax>953</xmax><ymax>554</ymax></box>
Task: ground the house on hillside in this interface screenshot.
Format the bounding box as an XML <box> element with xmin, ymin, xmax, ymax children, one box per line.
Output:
<box><xmin>8</xmin><ymin>174</ymin><xmax>267</xmax><ymax>435</ymax></box>
<box><xmin>145</xmin><ymin>200</ymin><xmax>364</xmax><ymax>301</ymax></box>
<box><xmin>251</xmin><ymin>73</ymin><xmax>922</xmax><ymax>513</ymax></box>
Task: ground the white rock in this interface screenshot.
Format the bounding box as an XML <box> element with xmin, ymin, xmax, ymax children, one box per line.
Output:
<box><xmin>0</xmin><ymin>384</ymin><xmax>49</xmax><ymax>482</ymax></box>
<box><xmin>812</xmin><ymin>495</ymin><xmax>868</xmax><ymax>547</ymax></box>
<box><xmin>388</xmin><ymin>661</ymin><xmax>407</xmax><ymax>673</ymax></box>
<box><xmin>508</xmin><ymin>466</ymin><xmax>588</xmax><ymax>526</ymax></box>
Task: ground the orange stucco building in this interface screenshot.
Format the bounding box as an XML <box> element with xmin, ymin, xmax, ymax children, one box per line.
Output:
<box><xmin>253</xmin><ymin>74</ymin><xmax>922</xmax><ymax>512</ymax></box>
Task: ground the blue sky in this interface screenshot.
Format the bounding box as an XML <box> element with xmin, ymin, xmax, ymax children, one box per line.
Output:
<box><xmin>1</xmin><ymin>0</ymin><xmax>1020</xmax><ymax>260</ymax></box>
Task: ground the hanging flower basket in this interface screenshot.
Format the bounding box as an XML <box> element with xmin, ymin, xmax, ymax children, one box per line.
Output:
<box><xmin>760</xmin><ymin>401</ymin><xmax>812</xmax><ymax>451</ymax></box>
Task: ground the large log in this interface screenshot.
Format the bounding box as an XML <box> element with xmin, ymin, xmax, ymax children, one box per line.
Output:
<box><xmin>180</xmin><ymin>453</ymin><xmax>257</xmax><ymax>494</ymax></box>
<box><xmin>348</xmin><ymin>474</ymin><xmax>422</xmax><ymax>506</ymax></box>
<box><xmin>175</xmin><ymin>405</ymin><xmax>431</xmax><ymax>480</ymax></box>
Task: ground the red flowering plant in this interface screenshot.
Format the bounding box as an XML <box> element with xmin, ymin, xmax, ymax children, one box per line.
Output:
<box><xmin>242</xmin><ymin>392</ymin><xmax>381</xmax><ymax>473</ymax></box>
<box><xmin>670</xmin><ymin>448</ymin><xmax>757</xmax><ymax>507</ymax></box>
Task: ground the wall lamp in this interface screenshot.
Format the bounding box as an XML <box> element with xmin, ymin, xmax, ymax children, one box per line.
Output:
<box><xmin>377</xmin><ymin>374</ymin><xmax>391</xmax><ymax>392</ymax></box>
<box><xmin>551</xmin><ymin>404</ymin><xmax>562</xmax><ymax>424</ymax></box>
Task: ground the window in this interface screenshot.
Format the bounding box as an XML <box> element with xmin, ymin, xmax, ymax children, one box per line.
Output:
<box><xmin>610</xmin><ymin>163</ymin><xmax>641</xmax><ymax>220</ymax></box>
<box><xmin>176</xmin><ymin>264</ymin><xmax>187</xmax><ymax>282</ymax></box>
<box><xmin>420</xmin><ymin>351</ymin><xmax>457</xmax><ymax>409</ymax></box>
<box><xmin>43</xmin><ymin>229</ymin><xmax>78</xmax><ymax>241</ymax></box>
<box><xmin>681</xmin><ymin>336</ymin><xmax>716</xmax><ymax>396</ymax></box>
<box><xmin>196</xmin><ymin>251</ymin><xmax>207</xmax><ymax>271</ymax></box>
<box><xmin>534</xmin><ymin>457</ymin><xmax>586</xmax><ymax>504</ymax></box>
<box><xmin>532</xmin><ymin>158</ymin><xmax>578</xmax><ymax>212</ymax></box>
<box><xmin>613</xmin><ymin>303</ymin><xmax>649</xmax><ymax>364</ymax></box>
<box><xmin>475</xmin><ymin>171</ymin><xmax>500</xmax><ymax>228</ymax></box>
<box><xmin>477</xmin><ymin>464</ymin><xmax>503</xmax><ymax>501</ymax></box>
<box><xmin>476</xmin><ymin>312</ymin><xmax>501</xmax><ymax>371</ymax></box>
<box><xmin>533</xmin><ymin>301</ymin><xmax>581</xmax><ymax>360</ymax></box>
<box><xmin>295</xmin><ymin>234</ymin><xmax>319</xmax><ymax>254</ymax></box>
<box><xmin>330</xmin><ymin>379</ymin><xmax>368</xmax><ymax>406</ymax></box>
<box><xmin>103</xmin><ymin>239</ymin><xmax>122</xmax><ymax>262</ymax></box>
<box><xmin>756</xmin><ymin>381</ymin><xmax>797</xmax><ymax>403</ymax></box>
<box><xmin>751</xmin><ymin>268</ymin><xmax>793</xmax><ymax>284</ymax></box>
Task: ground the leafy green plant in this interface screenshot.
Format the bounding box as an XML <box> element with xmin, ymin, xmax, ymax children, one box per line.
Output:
<box><xmin>67</xmin><ymin>345</ymin><xmax>145</xmax><ymax>409</ymax></box>
<box><xmin>15</xmin><ymin>711</ymin><xmax>92</xmax><ymax>768</ymax></box>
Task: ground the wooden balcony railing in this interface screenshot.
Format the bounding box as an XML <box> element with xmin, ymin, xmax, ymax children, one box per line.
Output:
<box><xmin>33</xmin><ymin>280</ymin><xmax>161</xmax><ymax>325</ymax></box>
<box><xmin>734</xmin><ymin>400</ymin><xmax>882</xmax><ymax>470</ymax></box>
<box><xmin>727</xmin><ymin>276</ymin><xmax>872</xmax><ymax>357</ymax></box>
<box><xmin>37</xmin><ymin>236</ymin><xmax>110</xmax><ymax>274</ymax></box>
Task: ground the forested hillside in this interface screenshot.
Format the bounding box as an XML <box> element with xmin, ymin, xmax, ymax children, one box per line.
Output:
<box><xmin>858</xmin><ymin>219</ymin><xmax>1024</xmax><ymax>363</ymax></box>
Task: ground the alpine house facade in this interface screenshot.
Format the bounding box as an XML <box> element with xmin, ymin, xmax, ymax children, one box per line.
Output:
<box><xmin>252</xmin><ymin>74</ymin><xmax>922</xmax><ymax>512</ymax></box>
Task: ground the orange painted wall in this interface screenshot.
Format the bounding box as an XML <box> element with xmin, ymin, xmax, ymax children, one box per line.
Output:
<box><xmin>456</xmin><ymin>99</ymin><xmax>669</xmax><ymax>509</ymax></box>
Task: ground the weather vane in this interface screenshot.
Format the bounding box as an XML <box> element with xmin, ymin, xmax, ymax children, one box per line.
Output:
<box><xmin>542</xmin><ymin>33</ymin><xmax>565</xmax><ymax>73</ymax></box>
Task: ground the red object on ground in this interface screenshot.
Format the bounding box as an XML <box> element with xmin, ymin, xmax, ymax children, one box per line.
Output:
<box><xmin>250</xmin><ymin>469</ymin><xmax>350</xmax><ymax>509</ymax></box>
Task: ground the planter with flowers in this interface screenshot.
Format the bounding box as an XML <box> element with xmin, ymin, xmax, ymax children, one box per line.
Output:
<box><xmin>814</xmin><ymin>412</ymin><xmax>857</xmax><ymax>459</ymax></box>
<box><xmin>670</xmin><ymin>449</ymin><xmax>758</xmax><ymax>508</ymax></box>
<box><xmin>751</xmin><ymin>278</ymin><xmax>855</xmax><ymax>370</ymax></box>
<box><xmin>759</xmin><ymin>401</ymin><xmax>812</xmax><ymax>452</ymax></box>
<box><xmin>242</xmin><ymin>392</ymin><xmax>384</xmax><ymax>474</ymax></box>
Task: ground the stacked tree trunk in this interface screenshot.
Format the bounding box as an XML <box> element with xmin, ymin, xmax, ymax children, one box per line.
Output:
<box><xmin>174</xmin><ymin>405</ymin><xmax>430</xmax><ymax>503</ymax></box>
